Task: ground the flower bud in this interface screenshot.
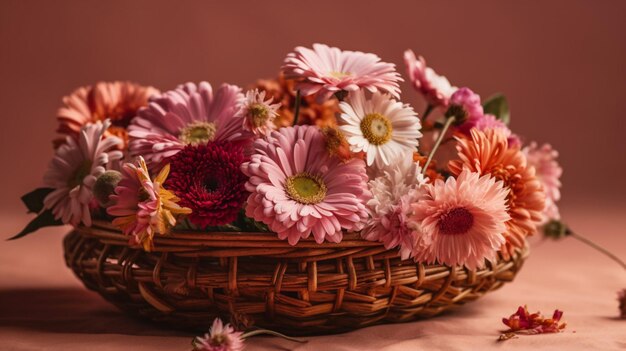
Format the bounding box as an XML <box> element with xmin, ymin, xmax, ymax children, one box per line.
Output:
<box><xmin>542</xmin><ymin>219</ymin><xmax>571</xmax><ymax>239</ymax></box>
<box><xmin>93</xmin><ymin>170</ymin><xmax>122</xmax><ymax>208</ymax></box>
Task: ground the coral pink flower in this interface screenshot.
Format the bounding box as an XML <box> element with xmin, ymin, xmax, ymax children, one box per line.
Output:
<box><xmin>107</xmin><ymin>157</ymin><xmax>191</xmax><ymax>251</ymax></box>
<box><xmin>165</xmin><ymin>143</ymin><xmax>249</xmax><ymax>228</ymax></box>
<box><xmin>56</xmin><ymin>81</ymin><xmax>159</xmax><ymax>149</ymax></box>
<box><xmin>362</xmin><ymin>154</ymin><xmax>427</xmax><ymax>259</ymax></box>
<box><xmin>43</xmin><ymin>120</ymin><xmax>123</xmax><ymax>226</ymax></box>
<box><xmin>193</xmin><ymin>318</ymin><xmax>244</xmax><ymax>351</ymax></box>
<box><xmin>502</xmin><ymin>306</ymin><xmax>566</xmax><ymax>335</ymax></box>
<box><xmin>410</xmin><ymin>169</ymin><xmax>510</xmax><ymax>270</ymax></box>
<box><xmin>128</xmin><ymin>82</ymin><xmax>253</xmax><ymax>168</ymax></box>
<box><xmin>523</xmin><ymin>142</ymin><xmax>562</xmax><ymax>221</ymax></box>
<box><xmin>242</xmin><ymin>125</ymin><xmax>370</xmax><ymax>245</ymax></box>
<box><xmin>403</xmin><ymin>50</ymin><xmax>457</xmax><ymax>107</ymax></box>
<box><xmin>241</xmin><ymin>88</ymin><xmax>280</xmax><ymax>136</ymax></box>
<box><xmin>283</xmin><ymin>43</ymin><xmax>402</xmax><ymax>102</ymax></box>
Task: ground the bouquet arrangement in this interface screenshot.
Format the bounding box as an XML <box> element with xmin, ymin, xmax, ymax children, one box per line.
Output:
<box><xmin>13</xmin><ymin>43</ymin><xmax>563</xmax><ymax>272</ymax></box>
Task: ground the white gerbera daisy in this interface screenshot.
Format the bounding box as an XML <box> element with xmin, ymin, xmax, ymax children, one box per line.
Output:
<box><xmin>338</xmin><ymin>91</ymin><xmax>421</xmax><ymax>168</ymax></box>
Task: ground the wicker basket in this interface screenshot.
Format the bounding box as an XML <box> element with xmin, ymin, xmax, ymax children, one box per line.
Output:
<box><xmin>63</xmin><ymin>220</ymin><xmax>529</xmax><ymax>335</ymax></box>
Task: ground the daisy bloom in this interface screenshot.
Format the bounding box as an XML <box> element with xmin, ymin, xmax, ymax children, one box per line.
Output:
<box><xmin>362</xmin><ymin>154</ymin><xmax>428</xmax><ymax>259</ymax></box>
<box><xmin>449</xmin><ymin>129</ymin><xmax>546</xmax><ymax>258</ymax></box>
<box><xmin>107</xmin><ymin>157</ymin><xmax>191</xmax><ymax>251</ymax></box>
<box><xmin>43</xmin><ymin>120</ymin><xmax>123</xmax><ymax>227</ymax></box>
<box><xmin>241</xmin><ymin>88</ymin><xmax>280</xmax><ymax>136</ymax></box>
<box><xmin>253</xmin><ymin>74</ymin><xmax>339</xmax><ymax>128</ymax></box>
<box><xmin>523</xmin><ymin>142</ymin><xmax>562</xmax><ymax>220</ymax></box>
<box><xmin>283</xmin><ymin>43</ymin><xmax>402</xmax><ymax>102</ymax></box>
<box><xmin>338</xmin><ymin>90</ymin><xmax>422</xmax><ymax>168</ymax></box>
<box><xmin>56</xmin><ymin>81</ymin><xmax>159</xmax><ymax>149</ymax></box>
<box><xmin>403</xmin><ymin>50</ymin><xmax>457</xmax><ymax>107</ymax></box>
<box><xmin>410</xmin><ymin>169</ymin><xmax>510</xmax><ymax>270</ymax></box>
<box><xmin>242</xmin><ymin>125</ymin><xmax>370</xmax><ymax>245</ymax></box>
<box><xmin>165</xmin><ymin>143</ymin><xmax>249</xmax><ymax>228</ymax></box>
<box><xmin>193</xmin><ymin>318</ymin><xmax>244</xmax><ymax>351</ymax></box>
<box><xmin>128</xmin><ymin>82</ymin><xmax>253</xmax><ymax>168</ymax></box>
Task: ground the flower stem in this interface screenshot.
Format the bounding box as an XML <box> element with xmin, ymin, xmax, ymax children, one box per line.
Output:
<box><xmin>422</xmin><ymin>116</ymin><xmax>455</xmax><ymax>174</ymax></box>
<box><xmin>292</xmin><ymin>90</ymin><xmax>301</xmax><ymax>126</ymax></box>
<box><xmin>569</xmin><ymin>231</ymin><xmax>626</xmax><ymax>270</ymax></box>
<box><xmin>242</xmin><ymin>329</ymin><xmax>307</xmax><ymax>343</ymax></box>
<box><xmin>422</xmin><ymin>104</ymin><xmax>434</xmax><ymax>123</ymax></box>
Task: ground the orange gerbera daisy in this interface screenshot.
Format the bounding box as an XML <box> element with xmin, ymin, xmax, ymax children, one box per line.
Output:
<box><xmin>448</xmin><ymin>128</ymin><xmax>545</xmax><ymax>259</ymax></box>
<box><xmin>252</xmin><ymin>73</ymin><xmax>338</xmax><ymax>128</ymax></box>
<box><xmin>56</xmin><ymin>81</ymin><xmax>159</xmax><ymax>149</ymax></box>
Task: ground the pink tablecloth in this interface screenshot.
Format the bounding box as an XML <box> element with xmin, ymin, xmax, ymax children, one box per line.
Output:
<box><xmin>1</xmin><ymin>204</ymin><xmax>624</xmax><ymax>351</ymax></box>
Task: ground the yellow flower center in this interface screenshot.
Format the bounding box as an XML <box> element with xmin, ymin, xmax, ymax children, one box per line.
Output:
<box><xmin>360</xmin><ymin>113</ymin><xmax>392</xmax><ymax>145</ymax></box>
<box><xmin>179</xmin><ymin>121</ymin><xmax>217</xmax><ymax>145</ymax></box>
<box><xmin>285</xmin><ymin>173</ymin><xmax>327</xmax><ymax>204</ymax></box>
<box><xmin>329</xmin><ymin>71</ymin><xmax>352</xmax><ymax>78</ymax></box>
<box><xmin>68</xmin><ymin>161</ymin><xmax>92</xmax><ymax>189</ymax></box>
<box><xmin>248</xmin><ymin>103</ymin><xmax>270</xmax><ymax>127</ymax></box>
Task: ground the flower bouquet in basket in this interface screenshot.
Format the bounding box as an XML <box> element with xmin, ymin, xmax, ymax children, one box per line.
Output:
<box><xmin>12</xmin><ymin>44</ymin><xmax>564</xmax><ymax>335</ymax></box>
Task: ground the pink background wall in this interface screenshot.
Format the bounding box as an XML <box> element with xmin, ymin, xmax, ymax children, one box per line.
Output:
<box><xmin>1</xmin><ymin>0</ymin><xmax>625</xmax><ymax>216</ymax></box>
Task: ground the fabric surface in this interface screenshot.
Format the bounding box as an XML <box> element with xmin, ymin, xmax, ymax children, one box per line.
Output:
<box><xmin>1</xmin><ymin>204</ymin><xmax>624</xmax><ymax>351</ymax></box>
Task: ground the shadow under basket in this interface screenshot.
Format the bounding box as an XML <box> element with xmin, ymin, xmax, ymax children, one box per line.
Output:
<box><xmin>63</xmin><ymin>220</ymin><xmax>529</xmax><ymax>336</ymax></box>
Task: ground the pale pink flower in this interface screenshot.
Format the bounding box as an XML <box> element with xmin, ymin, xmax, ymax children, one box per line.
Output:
<box><xmin>410</xmin><ymin>169</ymin><xmax>510</xmax><ymax>270</ymax></box>
<box><xmin>240</xmin><ymin>88</ymin><xmax>280</xmax><ymax>136</ymax></box>
<box><xmin>403</xmin><ymin>50</ymin><xmax>457</xmax><ymax>107</ymax></box>
<box><xmin>283</xmin><ymin>43</ymin><xmax>402</xmax><ymax>102</ymax></box>
<box><xmin>363</xmin><ymin>154</ymin><xmax>427</xmax><ymax>259</ymax></box>
<box><xmin>107</xmin><ymin>157</ymin><xmax>191</xmax><ymax>251</ymax></box>
<box><xmin>338</xmin><ymin>90</ymin><xmax>421</xmax><ymax>168</ymax></box>
<box><xmin>194</xmin><ymin>318</ymin><xmax>244</xmax><ymax>351</ymax></box>
<box><xmin>128</xmin><ymin>82</ymin><xmax>253</xmax><ymax>168</ymax></box>
<box><xmin>523</xmin><ymin>142</ymin><xmax>562</xmax><ymax>220</ymax></box>
<box><xmin>42</xmin><ymin>120</ymin><xmax>123</xmax><ymax>226</ymax></box>
<box><xmin>242</xmin><ymin>125</ymin><xmax>370</xmax><ymax>245</ymax></box>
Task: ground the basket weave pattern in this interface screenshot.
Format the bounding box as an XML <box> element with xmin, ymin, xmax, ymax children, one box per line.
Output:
<box><xmin>63</xmin><ymin>221</ymin><xmax>528</xmax><ymax>335</ymax></box>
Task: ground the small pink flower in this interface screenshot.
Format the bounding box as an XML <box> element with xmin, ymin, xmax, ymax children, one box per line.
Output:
<box><xmin>502</xmin><ymin>306</ymin><xmax>566</xmax><ymax>335</ymax></box>
<box><xmin>403</xmin><ymin>50</ymin><xmax>457</xmax><ymax>107</ymax></box>
<box><xmin>283</xmin><ymin>43</ymin><xmax>402</xmax><ymax>102</ymax></box>
<box><xmin>447</xmin><ymin>87</ymin><xmax>484</xmax><ymax>135</ymax></box>
<box><xmin>241</xmin><ymin>88</ymin><xmax>280</xmax><ymax>136</ymax></box>
<box><xmin>242</xmin><ymin>125</ymin><xmax>370</xmax><ymax>245</ymax></box>
<box><xmin>194</xmin><ymin>318</ymin><xmax>244</xmax><ymax>351</ymax></box>
<box><xmin>523</xmin><ymin>142</ymin><xmax>563</xmax><ymax>221</ymax></box>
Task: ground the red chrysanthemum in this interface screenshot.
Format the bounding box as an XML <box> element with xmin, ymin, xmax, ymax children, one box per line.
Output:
<box><xmin>165</xmin><ymin>143</ymin><xmax>248</xmax><ymax>227</ymax></box>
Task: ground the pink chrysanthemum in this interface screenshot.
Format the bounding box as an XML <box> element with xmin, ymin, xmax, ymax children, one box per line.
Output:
<box><xmin>165</xmin><ymin>143</ymin><xmax>249</xmax><ymax>228</ymax></box>
<box><xmin>128</xmin><ymin>82</ymin><xmax>253</xmax><ymax>168</ymax></box>
<box><xmin>403</xmin><ymin>50</ymin><xmax>457</xmax><ymax>107</ymax></box>
<box><xmin>362</xmin><ymin>154</ymin><xmax>427</xmax><ymax>259</ymax></box>
<box><xmin>194</xmin><ymin>318</ymin><xmax>244</xmax><ymax>351</ymax></box>
<box><xmin>410</xmin><ymin>169</ymin><xmax>510</xmax><ymax>270</ymax></box>
<box><xmin>43</xmin><ymin>120</ymin><xmax>123</xmax><ymax>226</ymax></box>
<box><xmin>283</xmin><ymin>43</ymin><xmax>402</xmax><ymax>102</ymax></box>
<box><xmin>241</xmin><ymin>88</ymin><xmax>280</xmax><ymax>136</ymax></box>
<box><xmin>447</xmin><ymin>87</ymin><xmax>484</xmax><ymax>135</ymax></box>
<box><xmin>523</xmin><ymin>142</ymin><xmax>563</xmax><ymax>220</ymax></box>
<box><xmin>242</xmin><ymin>125</ymin><xmax>370</xmax><ymax>245</ymax></box>
<box><xmin>107</xmin><ymin>157</ymin><xmax>191</xmax><ymax>251</ymax></box>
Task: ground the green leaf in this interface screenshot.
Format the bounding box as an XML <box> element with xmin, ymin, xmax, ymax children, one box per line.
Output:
<box><xmin>483</xmin><ymin>93</ymin><xmax>510</xmax><ymax>125</ymax></box>
<box><xmin>8</xmin><ymin>209</ymin><xmax>63</xmax><ymax>240</ymax></box>
<box><xmin>21</xmin><ymin>188</ymin><xmax>54</xmax><ymax>214</ymax></box>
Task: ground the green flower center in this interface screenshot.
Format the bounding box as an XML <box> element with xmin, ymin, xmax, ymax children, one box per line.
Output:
<box><xmin>360</xmin><ymin>113</ymin><xmax>392</xmax><ymax>145</ymax></box>
<box><xmin>285</xmin><ymin>173</ymin><xmax>327</xmax><ymax>204</ymax></box>
<box><xmin>179</xmin><ymin>121</ymin><xmax>217</xmax><ymax>145</ymax></box>
<box><xmin>248</xmin><ymin>103</ymin><xmax>270</xmax><ymax>127</ymax></box>
<box><xmin>67</xmin><ymin>161</ymin><xmax>92</xmax><ymax>189</ymax></box>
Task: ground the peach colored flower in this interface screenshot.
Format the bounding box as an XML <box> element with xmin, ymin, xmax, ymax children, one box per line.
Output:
<box><xmin>449</xmin><ymin>129</ymin><xmax>546</xmax><ymax>259</ymax></box>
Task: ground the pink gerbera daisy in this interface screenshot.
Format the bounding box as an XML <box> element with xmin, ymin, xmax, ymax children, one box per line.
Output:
<box><xmin>128</xmin><ymin>82</ymin><xmax>254</xmax><ymax>168</ymax></box>
<box><xmin>403</xmin><ymin>50</ymin><xmax>457</xmax><ymax>107</ymax></box>
<box><xmin>282</xmin><ymin>43</ymin><xmax>402</xmax><ymax>102</ymax></box>
<box><xmin>523</xmin><ymin>142</ymin><xmax>562</xmax><ymax>220</ymax></box>
<box><xmin>241</xmin><ymin>88</ymin><xmax>280</xmax><ymax>136</ymax></box>
<box><xmin>43</xmin><ymin>120</ymin><xmax>123</xmax><ymax>226</ymax></box>
<box><xmin>107</xmin><ymin>157</ymin><xmax>191</xmax><ymax>251</ymax></box>
<box><xmin>165</xmin><ymin>143</ymin><xmax>249</xmax><ymax>228</ymax></box>
<box><xmin>410</xmin><ymin>169</ymin><xmax>510</xmax><ymax>270</ymax></box>
<box><xmin>242</xmin><ymin>125</ymin><xmax>370</xmax><ymax>245</ymax></box>
<box><xmin>193</xmin><ymin>318</ymin><xmax>244</xmax><ymax>351</ymax></box>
